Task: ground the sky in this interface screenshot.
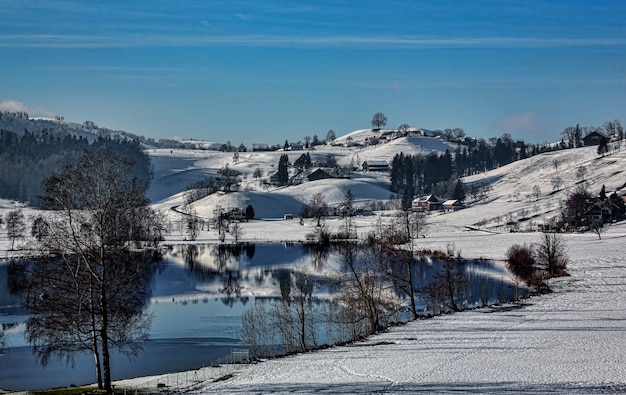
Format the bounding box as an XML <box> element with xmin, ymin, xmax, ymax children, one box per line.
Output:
<box><xmin>1</xmin><ymin>0</ymin><xmax>626</xmax><ymax>145</ymax></box>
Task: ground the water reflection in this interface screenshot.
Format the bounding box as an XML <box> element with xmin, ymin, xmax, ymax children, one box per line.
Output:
<box><xmin>0</xmin><ymin>242</ymin><xmax>522</xmax><ymax>390</ymax></box>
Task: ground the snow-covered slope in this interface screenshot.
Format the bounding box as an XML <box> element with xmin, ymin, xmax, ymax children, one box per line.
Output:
<box><xmin>446</xmin><ymin>146</ymin><xmax>626</xmax><ymax>230</ymax></box>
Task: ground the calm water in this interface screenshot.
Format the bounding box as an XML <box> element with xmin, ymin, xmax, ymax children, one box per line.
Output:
<box><xmin>0</xmin><ymin>243</ymin><xmax>516</xmax><ymax>391</ymax></box>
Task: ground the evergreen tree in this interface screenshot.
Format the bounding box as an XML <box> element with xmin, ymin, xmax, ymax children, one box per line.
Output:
<box><xmin>597</xmin><ymin>136</ymin><xmax>608</xmax><ymax>156</ymax></box>
<box><xmin>245</xmin><ymin>204</ymin><xmax>255</xmax><ymax>220</ymax></box>
<box><xmin>452</xmin><ymin>180</ymin><xmax>466</xmax><ymax>201</ymax></box>
<box><xmin>277</xmin><ymin>154</ymin><xmax>289</xmax><ymax>185</ymax></box>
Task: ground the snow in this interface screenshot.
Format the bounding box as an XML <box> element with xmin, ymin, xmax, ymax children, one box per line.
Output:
<box><xmin>2</xmin><ymin>141</ymin><xmax>626</xmax><ymax>393</ymax></box>
<box><xmin>114</xmin><ymin>225</ymin><xmax>626</xmax><ymax>394</ymax></box>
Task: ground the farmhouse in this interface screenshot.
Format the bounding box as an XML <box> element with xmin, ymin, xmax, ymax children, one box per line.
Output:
<box><xmin>443</xmin><ymin>199</ymin><xmax>464</xmax><ymax>212</ymax></box>
<box><xmin>362</xmin><ymin>160</ymin><xmax>389</xmax><ymax>172</ymax></box>
<box><xmin>307</xmin><ymin>168</ymin><xmax>333</xmax><ymax>181</ymax></box>
<box><xmin>412</xmin><ymin>195</ymin><xmax>443</xmax><ymax>211</ymax></box>
<box><xmin>582</xmin><ymin>131</ymin><xmax>608</xmax><ymax>146</ymax></box>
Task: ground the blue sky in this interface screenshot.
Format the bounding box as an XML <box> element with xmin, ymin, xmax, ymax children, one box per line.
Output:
<box><xmin>2</xmin><ymin>1</ymin><xmax>626</xmax><ymax>145</ymax></box>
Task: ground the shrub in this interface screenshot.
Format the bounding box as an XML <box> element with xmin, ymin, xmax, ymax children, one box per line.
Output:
<box><xmin>506</xmin><ymin>244</ymin><xmax>535</xmax><ymax>282</ymax></box>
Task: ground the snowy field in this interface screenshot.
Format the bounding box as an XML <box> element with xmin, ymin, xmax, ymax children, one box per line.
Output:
<box><xmin>2</xmin><ymin>141</ymin><xmax>626</xmax><ymax>393</ymax></box>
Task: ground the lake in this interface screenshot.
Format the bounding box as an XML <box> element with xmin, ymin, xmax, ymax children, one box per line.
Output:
<box><xmin>0</xmin><ymin>242</ymin><xmax>517</xmax><ymax>391</ymax></box>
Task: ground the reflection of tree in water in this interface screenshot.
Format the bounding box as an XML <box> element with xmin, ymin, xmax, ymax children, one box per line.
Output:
<box><xmin>179</xmin><ymin>244</ymin><xmax>251</xmax><ymax>305</ymax></box>
<box><xmin>246</xmin><ymin>244</ymin><xmax>256</xmax><ymax>260</ymax></box>
<box><xmin>300</xmin><ymin>242</ymin><xmax>332</xmax><ymax>271</ymax></box>
<box><xmin>219</xmin><ymin>270</ymin><xmax>244</xmax><ymax>307</ymax></box>
<box><xmin>183</xmin><ymin>244</ymin><xmax>203</xmax><ymax>271</ymax></box>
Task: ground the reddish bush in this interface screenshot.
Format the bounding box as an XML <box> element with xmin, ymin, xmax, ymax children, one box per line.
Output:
<box><xmin>506</xmin><ymin>244</ymin><xmax>535</xmax><ymax>282</ymax></box>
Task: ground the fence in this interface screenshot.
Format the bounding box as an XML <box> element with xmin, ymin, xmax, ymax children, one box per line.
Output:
<box><xmin>117</xmin><ymin>349</ymin><xmax>251</xmax><ymax>394</ymax></box>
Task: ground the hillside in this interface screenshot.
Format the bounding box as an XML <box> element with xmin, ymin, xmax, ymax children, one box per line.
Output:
<box><xmin>147</xmin><ymin>141</ymin><xmax>626</xmax><ymax>242</ymax></box>
<box><xmin>146</xmin><ymin>133</ymin><xmax>454</xmax><ymax>205</ymax></box>
<box><xmin>444</xmin><ymin>146</ymin><xmax>626</xmax><ymax>231</ymax></box>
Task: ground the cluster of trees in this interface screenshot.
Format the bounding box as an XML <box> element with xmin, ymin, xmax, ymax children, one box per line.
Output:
<box><xmin>389</xmin><ymin>136</ymin><xmax>533</xmax><ymax>200</ymax></box>
<box><xmin>390</xmin><ymin>151</ymin><xmax>455</xmax><ymax>197</ymax></box>
<box><xmin>0</xmin><ymin>128</ymin><xmax>151</xmax><ymax>205</ymax></box>
<box><xmin>9</xmin><ymin>149</ymin><xmax>164</xmax><ymax>393</ymax></box>
<box><xmin>561</xmin><ymin>120</ymin><xmax>624</xmax><ymax>149</ymax></box>
<box><xmin>506</xmin><ymin>233</ymin><xmax>569</xmax><ymax>293</ymax></box>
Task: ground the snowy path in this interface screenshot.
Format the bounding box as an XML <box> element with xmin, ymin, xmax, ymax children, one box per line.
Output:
<box><xmin>171</xmin><ymin>228</ymin><xmax>626</xmax><ymax>394</ymax></box>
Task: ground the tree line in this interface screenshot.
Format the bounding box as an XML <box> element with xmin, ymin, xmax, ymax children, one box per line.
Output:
<box><xmin>0</xmin><ymin>128</ymin><xmax>151</xmax><ymax>206</ymax></box>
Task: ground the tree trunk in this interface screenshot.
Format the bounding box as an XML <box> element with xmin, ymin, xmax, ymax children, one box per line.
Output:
<box><xmin>101</xmin><ymin>325</ymin><xmax>112</xmax><ymax>393</ymax></box>
<box><xmin>90</xmin><ymin>286</ymin><xmax>103</xmax><ymax>389</ymax></box>
<box><xmin>100</xmin><ymin>281</ymin><xmax>113</xmax><ymax>393</ymax></box>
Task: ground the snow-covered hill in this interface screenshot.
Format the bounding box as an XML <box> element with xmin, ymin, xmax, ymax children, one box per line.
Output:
<box><xmin>147</xmin><ymin>136</ymin><xmax>453</xmax><ymax>218</ymax></box>
<box><xmin>147</xmin><ymin>140</ymin><xmax>626</xmax><ymax>235</ymax></box>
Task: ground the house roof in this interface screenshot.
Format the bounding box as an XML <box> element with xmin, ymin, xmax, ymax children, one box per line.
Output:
<box><xmin>413</xmin><ymin>194</ymin><xmax>441</xmax><ymax>203</ymax></box>
<box><xmin>307</xmin><ymin>168</ymin><xmax>333</xmax><ymax>180</ymax></box>
<box><xmin>362</xmin><ymin>160</ymin><xmax>389</xmax><ymax>166</ymax></box>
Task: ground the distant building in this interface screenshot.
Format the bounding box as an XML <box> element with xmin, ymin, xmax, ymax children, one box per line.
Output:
<box><xmin>307</xmin><ymin>168</ymin><xmax>333</xmax><ymax>181</ymax></box>
<box><xmin>443</xmin><ymin>199</ymin><xmax>464</xmax><ymax>212</ymax></box>
<box><xmin>252</xmin><ymin>143</ymin><xmax>270</xmax><ymax>151</ymax></box>
<box><xmin>412</xmin><ymin>195</ymin><xmax>443</xmax><ymax>211</ymax></box>
<box><xmin>582</xmin><ymin>131</ymin><xmax>608</xmax><ymax>146</ymax></box>
<box><xmin>289</xmin><ymin>143</ymin><xmax>304</xmax><ymax>151</ymax></box>
<box><xmin>362</xmin><ymin>160</ymin><xmax>389</xmax><ymax>172</ymax></box>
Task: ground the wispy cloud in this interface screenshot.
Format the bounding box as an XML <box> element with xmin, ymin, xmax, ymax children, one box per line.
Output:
<box><xmin>2</xmin><ymin>34</ymin><xmax>625</xmax><ymax>49</ymax></box>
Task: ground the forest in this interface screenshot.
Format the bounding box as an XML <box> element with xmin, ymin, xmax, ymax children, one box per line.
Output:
<box><xmin>0</xmin><ymin>126</ymin><xmax>151</xmax><ymax>206</ymax></box>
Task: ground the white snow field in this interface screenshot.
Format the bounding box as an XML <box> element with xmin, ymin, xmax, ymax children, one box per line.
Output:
<box><xmin>2</xmin><ymin>139</ymin><xmax>626</xmax><ymax>393</ymax></box>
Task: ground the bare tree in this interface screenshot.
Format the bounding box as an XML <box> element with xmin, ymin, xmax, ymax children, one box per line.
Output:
<box><xmin>26</xmin><ymin>148</ymin><xmax>164</xmax><ymax>393</ymax></box>
<box><xmin>551</xmin><ymin>176</ymin><xmax>563</xmax><ymax>191</ymax></box>
<box><xmin>378</xmin><ymin>209</ymin><xmax>428</xmax><ymax>320</ymax></box>
<box><xmin>371</xmin><ymin>112</ymin><xmax>387</xmax><ymax>130</ymax></box>
<box><xmin>31</xmin><ymin>214</ymin><xmax>49</xmax><ymax>241</ymax></box>
<box><xmin>330</xmin><ymin>243</ymin><xmax>395</xmax><ymax>336</ymax></box>
<box><xmin>532</xmin><ymin>185</ymin><xmax>541</xmax><ymax>201</ymax></box>
<box><xmin>217</xmin><ymin>163</ymin><xmax>241</xmax><ymax>192</ymax></box>
<box><xmin>590</xmin><ymin>221</ymin><xmax>606</xmax><ymax>240</ymax></box>
<box><xmin>5</xmin><ymin>209</ymin><xmax>26</xmax><ymax>250</ymax></box>
<box><xmin>308</xmin><ymin>192</ymin><xmax>328</xmax><ymax>226</ymax></box>
<box><xmin>398</xmin><ymin>123</ymin><xmax>410</xmax><ymax>135</ymax></box>
<box><xmin>453</xmin><ymin>128</ymin><xmax>466</xmax><ymax>140</ymax></box>
<box><xmin>535</xmin><ymin>232</ymin><xmax>568</xmax><ymax>277</ymax></box>
<box><xmin>182</xmin><ymin>205</ymin><xmax>200</xmax><ymax>241</ymax></box>
<box><xmin>231</xmin><ymin>221</ymin><xmax>244</xmax><ymax>244</ymax></box>
<box><xmin>241</xmin><ymin>302</ymin><xmax>275</xmax><ymax>358</ymax></box>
